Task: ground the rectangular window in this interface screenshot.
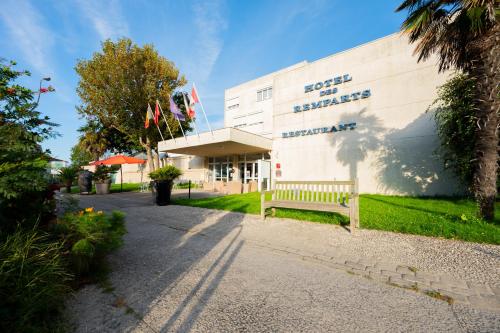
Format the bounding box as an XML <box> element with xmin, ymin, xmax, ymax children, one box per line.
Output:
<box><xmin>256</xmin><ymin>87</ymin><xmax>272</xmax><ymax>102</ymax></box>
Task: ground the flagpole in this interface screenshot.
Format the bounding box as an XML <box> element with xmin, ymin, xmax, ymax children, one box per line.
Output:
<box><xmin>193</xmin><ymin>83</ymin><xmax>213</xmax><ymax>136</ymax></box>
<box><xmin>158</xmin><ymin>100</ymin><xmax>176</xmax><ymax>142</ymax></box>
<box><xmin>183</xmin><ymin>93</ymin><xmax>200</xmax><ymax>138</ymax></box>
<box><xmin>147</xmin><ymin>103</ymin><xmax>164</xmax><ymax>141</ymax></box>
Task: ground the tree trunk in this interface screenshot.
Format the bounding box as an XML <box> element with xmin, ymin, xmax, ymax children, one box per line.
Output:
<box><xmin>145</xmin><ymin>137</ymin><xmax>155</xmax><ymax>173</ymax></box>
<box><xmin>471</xmin><ymin>24</ymin><xmax>499</xmax><ymax>221</ymax></box>
<box><xmin>154</xmin><ymin>149</ymin><xmax>160</xmax><ymax>170</ymax></box>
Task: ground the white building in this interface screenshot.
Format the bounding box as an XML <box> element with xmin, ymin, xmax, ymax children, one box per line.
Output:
<box><xmin>159</xmin><ymin>33</ymin><xmax>463</xmax><ymax>195</ymax></box>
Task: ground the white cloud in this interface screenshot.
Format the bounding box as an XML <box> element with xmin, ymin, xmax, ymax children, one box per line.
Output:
<box><xmin>188</xmin><ymin>0</ymin><xmax>228</xmax><ymax>82</ymax></box>
<box><xmin>0</xmin><ymin>0</ymin><xmax>54</xmax><ymax>75</ymax></box>
<box><xmin>75</xmin><ymin>0</ymin><xmax>129</xmax><ymax>40</ymax></box>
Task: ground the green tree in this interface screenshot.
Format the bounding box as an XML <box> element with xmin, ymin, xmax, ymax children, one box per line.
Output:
<box><xmin>397</xmin><ymin>1</ymin><xmax>499</xmax><ymax>220</ymax></box>
<box><xmin>70</xmin><ymin>142</ymin><xmax>93</xmax><ymax>167</ymax></box>
<box><xmin>75</xmin><ymin>38</ymin><xmax>191</xmax><ymax>171</ymax></box>
<box><xmin>0</xmin><ymin>59</ymin><xmax>57</xmax><ymax>232</ymax></box>
<box><xmin>431</xmin><ymin>74</ymin><xmax>477</xmax><ymax>191</ymax></box>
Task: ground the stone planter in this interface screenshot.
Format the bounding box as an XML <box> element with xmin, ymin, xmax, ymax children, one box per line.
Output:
<box><xmin>78</xmin><ymin>170</ymin><xmax>93</xmax><ymax>194</ymax></box>
<box><xmin>153</xmin><ymin>180</ymin><xmax>173</xmax><ymax>206</ymax></box>
<box><xmin>95</xmin><ymin>179</ymin><xmax>111</xmax><ymax>195</ymax></box>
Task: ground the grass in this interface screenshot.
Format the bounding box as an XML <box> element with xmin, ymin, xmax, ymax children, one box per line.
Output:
<box><xmin>173</xmin><ymin>192</ymin><xmax>500</xmax><ymax>244</ymax></box>
<box><xmin>70</xmin><ymin>183</ymin><xmax>141</xmax><ymax>194</ymax></box>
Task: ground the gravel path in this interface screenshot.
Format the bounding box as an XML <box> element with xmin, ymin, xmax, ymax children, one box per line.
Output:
<box><xmin>66</xmin><ymin>193</ymin><xmax>500</xmax><ymax>332</ymax></box>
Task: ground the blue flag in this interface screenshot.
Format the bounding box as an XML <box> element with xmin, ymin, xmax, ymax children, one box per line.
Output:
<box><xmin>169</xmin><ymin>96</ymin><xmax>185</xmax><ymax>121</ymax></box>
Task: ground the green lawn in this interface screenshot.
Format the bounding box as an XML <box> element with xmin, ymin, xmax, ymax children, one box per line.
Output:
<box><xmin>173</xmin><ymin>192</ymin><xmax>500</xmax><ymax>244</ymax></box>
<box><xmin>70</xmin><ymin>183</ymin><xmax>142</xmax><ymax>194</ymax></box>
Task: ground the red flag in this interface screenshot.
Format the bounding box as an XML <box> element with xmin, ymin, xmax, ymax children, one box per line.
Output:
<box><xmin>154</xmin><ymin>100</ymin><xmax>160</xmax><ymax>125</ymax></box>
<box><xmin>191</xmin><ymin>85</ymin><xmax>200</xmax><ymax>103</ymax></box>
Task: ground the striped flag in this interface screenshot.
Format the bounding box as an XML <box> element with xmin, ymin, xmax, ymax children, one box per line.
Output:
<box><xmin>144</xmin><ymin>103</ymin><xmax>154</xmax><ymax>128</ymax></box>
<box><xmin>169</xmin><ymin>96</ymin><xmax>185</xmax><ymax>121</ymax></box>
<box><xmin>183</xmin><ymin>93</ymin><xmax>196</xmax><ymax>119</ymax></box>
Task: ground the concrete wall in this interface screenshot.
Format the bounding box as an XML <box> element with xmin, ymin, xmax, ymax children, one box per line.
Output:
<box><xmin>269</xmin><ymin>33</ymin><xmax>462</xmax><ymax>195</ymax></box>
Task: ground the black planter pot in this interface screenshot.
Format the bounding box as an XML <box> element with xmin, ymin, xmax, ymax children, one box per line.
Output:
<box><xmin>153</xmin><ymin>180</ymin><xmax>173</xmax><ymax>206</ymax></box>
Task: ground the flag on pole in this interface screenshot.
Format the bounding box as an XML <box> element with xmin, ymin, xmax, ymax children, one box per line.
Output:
<box><xmin>191</xmin><ymin>83</ymin><xmax>213</xmax><ymax>135</ymax></box>
<box><xmin>183</xmin><ymin>93</ymin><xmax>199</xmax><ymax>136</ymax></box>
<box><xmin>169</xmin><ymin>96</ymin><xmax>185</xmax><ymax>121</ymax></box>
<box><xmin>183</xmin><ymin>93</ymin><xmax>196</xmax><ymax>119</ymax></box>
<box><xmin>191</xmin><ymin>85</ymin><xmax>200</xmax><ymax>103</ymax></box>
<box><xmin>154</xmin><ymin>100</ymin><xmax>160</xmax><ymax>125</ymax></box>
<box><xmin>144</xmin><ymin>104</ymin><xmax>154</xmax><ymax>128</ymax></box>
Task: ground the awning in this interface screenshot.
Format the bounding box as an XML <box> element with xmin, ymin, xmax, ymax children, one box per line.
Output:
<box><xmin>157</xmin><ymin>127</ymin><xmax>272</xmax><ymax>157</ymax></box>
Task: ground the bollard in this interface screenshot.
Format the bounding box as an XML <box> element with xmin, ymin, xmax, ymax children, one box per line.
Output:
<box><xmin>188</xmin><ymin>180</ymin><xmax>191</xmax><ymax>199</ymax></box>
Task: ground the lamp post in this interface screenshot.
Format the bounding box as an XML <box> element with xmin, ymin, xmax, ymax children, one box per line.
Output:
<box><xmin>30</xmin><ymin>77</ymin><xmax>52</xmax><ymax>111</ymax></box>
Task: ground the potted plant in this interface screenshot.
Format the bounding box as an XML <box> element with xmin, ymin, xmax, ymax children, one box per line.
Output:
<box><xmin>58</xmin><ymin>166</ymin><xmax>79</xmax><ymax>193</ymax></box>
<box><xmin>149</xmin><ymin>165</ymin><xmax>182</xmax><ymax>205</ymax></box>
<box><xmin>93</xmin><ymin>165</ymin><xmax>113</xmax><ymax>194</ymax></box>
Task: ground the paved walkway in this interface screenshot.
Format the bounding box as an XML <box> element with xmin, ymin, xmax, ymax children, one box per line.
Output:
<box><xmin>67</xmin><ymin>193</ymin><xmax>500</xmax><ymax>332</ymax></box>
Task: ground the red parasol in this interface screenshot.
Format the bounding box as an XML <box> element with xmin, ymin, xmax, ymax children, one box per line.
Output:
<box><xmin>90</xmin><ymin>155</ymin><xmax>146</xmax><ymax>192</ymax></box>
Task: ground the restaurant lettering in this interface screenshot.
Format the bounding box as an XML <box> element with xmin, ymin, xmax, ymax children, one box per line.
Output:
<box><xmin>282</xmin><ymin>123</ymin><xmax>356</xmax><ymax>138</ymax></box>
<box><xmin>293</xmin><ymin>74</ymin><xmax>371</xmax><ymax>112</ymax></box>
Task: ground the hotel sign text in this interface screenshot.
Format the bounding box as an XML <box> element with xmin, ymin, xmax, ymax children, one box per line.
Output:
<box><xmin>293</xmin><ymin>74</ymin><xmax>371</xmax><ymax>112</ymax></box>
<box><xmin>282</xmin><ymin>122</ymin><xmax>356</xmax><ymax>138</ymax></box>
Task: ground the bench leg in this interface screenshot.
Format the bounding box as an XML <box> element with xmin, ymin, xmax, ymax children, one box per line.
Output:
<box><xmin>260</xmin><ymin>192</ymin><xmax>265</xmax><ymax>220</ymax></box>
<box><xmin>271</xmin><ymin>208</ymin><xmax>276</xmax><ymax>217</ymax></box>
<box><xmin>349</xmin><ymin>202</ymin><xmax>355</xmax><ymax>234</ymax></box>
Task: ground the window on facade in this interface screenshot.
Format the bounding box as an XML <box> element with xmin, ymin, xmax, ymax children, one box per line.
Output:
<box><xmin>257</xmin><ymin>87</ymin><xmax>272</xmax><ymax>102</ymax></box>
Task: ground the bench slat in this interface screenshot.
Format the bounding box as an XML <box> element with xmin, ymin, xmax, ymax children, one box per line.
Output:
<box><xmin>264</xmin><ymin>200</ymin><xmax>350</xmax><ymax>215</ymax></box>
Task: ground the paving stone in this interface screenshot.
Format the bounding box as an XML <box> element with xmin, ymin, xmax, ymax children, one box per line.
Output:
<box><xmin>396</xmin><ymin>265</ymin><xmax>416</xmax><ymax>276</ymax></box>
<box><xmin>368</xmin><ymin>271</ymin><xmax>390</xmax><ymax>283</ymax></box>
<box><xmin>415</xmin><ymin>271</ymin><xmax>438</xmax><ymax>281</ymax></box>
<box><xmin>388</xmin><ymin>276</ymin><xmax>418</xmax><ymax>289</ymax></box>
<box><xmin>438</xmin><ymin>275</ymin><xmax>468</xmax><ymax>290</ymax></box>
<box><xmin>345</xmin><ymin>261</ymin><xmax>366</xmax><ymax>271</ymax></box>
<box><xmin>488</xmin><ymin>284</ymin><xmax>500</xmax><ymax>296</ymax></box>
<box><xmin>313</xmin><ymin>254</ymin><xmax>332</xmax><ymax>262</ymax></box>
<box><xmin>402</xmin><ymin>273</ymin><xmax>430</xmax><ymax>284</ymax></box>
<box><xmin>436</xmin><ymin>290</ymin><xmax>468</xmax><ymax>303</ymax></box>
<box><xmin>466</xmin><ymin>281</ymin><xmax>493</xmax><ymax>293</ymax></box>
<box><xmin>374</xmin><ymin>262</ymin><xmax>398</xmax><ymax>273</ymax></box>
<box><xmin>467</xmin><ymin>295</ymin><xmax>500</xmax><ymax>311</ymax></box>
<box><xmin>381</xmin><ymin>270</ymin><xmax>403</xmax><ymax>279</ymax></box>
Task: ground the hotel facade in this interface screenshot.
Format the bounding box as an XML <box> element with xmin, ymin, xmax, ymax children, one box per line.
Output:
<box><xmin>158</xmin><ymin>33</ymin><xmax>463</xmax><ymax>195</ymax></box>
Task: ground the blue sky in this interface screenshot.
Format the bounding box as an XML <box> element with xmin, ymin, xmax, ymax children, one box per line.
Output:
<box><xmin>1</xmin><ymin>0</ymin><xmax>407</xmax><ymax>161</ymax></box>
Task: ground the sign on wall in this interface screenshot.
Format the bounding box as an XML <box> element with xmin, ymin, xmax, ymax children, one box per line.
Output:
<box><xmin>293</xmin><ymin>74</ymin><xmax>371</xmax><ymax>113</ymax></box>
<box><xmin>282</xmin><ymin>122</ymin><xmax>356</xmax><ymax>138</ymax></box>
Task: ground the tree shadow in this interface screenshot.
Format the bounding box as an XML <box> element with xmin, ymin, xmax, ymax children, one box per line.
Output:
<box><xmin>94</xmin><ymin>200</ymin><xmax>251</xmax><ymax>332</ymax></box>
<box><xmin>375</xmin><ymin>112</ymin><xmax>464</xmax><ymax>195</ymax></box>
<box><xmin>334</xmin><ymin>108</ymin><xmax>385</xmax><ymax>180</ymax></box>
<box><xmin>329</xmin><ymin>108</ymin><xmax>462</xmax><ymax>196</ymax></box>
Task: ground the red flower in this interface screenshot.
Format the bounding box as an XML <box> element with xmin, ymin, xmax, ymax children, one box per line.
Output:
<box><xmin>39</xmin><ymin>87</ymin><xmax>49</xmax><ymax>93</ymax></box>
<box><xmin>6</xmin><ymin>88</ymin><xmax>16</xmax><ymax>95</ymax></box>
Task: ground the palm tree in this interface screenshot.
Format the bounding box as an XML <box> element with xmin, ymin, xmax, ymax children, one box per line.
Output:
<box><xmin>78</xmin><ymin>121</ymin><xmax>108</xmax><ymax>162</ymax></box>
<box><xmin>396</xmin><ymin>1</ymin><xmax>499</xmax><ymax>220</ymax></box>
<box><xmin>58</xmin><ymin>166</ymin><xmax>79</xmax><ymax>193</ymax></box>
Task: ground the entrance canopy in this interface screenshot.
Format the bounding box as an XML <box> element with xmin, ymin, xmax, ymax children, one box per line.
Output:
<box><xmin>158</xmin><ymin>127</ymin><xmax>272</xmax><ymax>157</ymax></box>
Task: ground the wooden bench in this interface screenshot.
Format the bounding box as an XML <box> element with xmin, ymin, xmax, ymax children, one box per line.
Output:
<box><xmin>260</xmin><ymin>180</ymin><xmax>359</xmax><ymax>232</ymax></box>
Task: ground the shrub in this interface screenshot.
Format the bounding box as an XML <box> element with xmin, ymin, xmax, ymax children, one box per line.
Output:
<box><xmin>53</xmin><ymin>208</ymin><xmax>126</xmax><ymax>275</ymax></box>
<box><xmin>430</xmin><ymin>74</ymin><xmax>477</xmax><ymax>192</ymax></box>
<box><xmin>149</xmin><ymin>165</ymin><xmax>182</xmax><ymax>181</ymax></box>
<box><xmin>58</xmin><ymin>166</ymin><xmax>79</xmax><ymax>193</ymax></box>
<box><xmin>93</xmin><ymin>165</ymin><xmax>118</xmax><ymax>183</ymax></box>
<box><xmin>0</xmin><ymin>228</ymin><xmax>71</xmax><ymax>333</ymax></box>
